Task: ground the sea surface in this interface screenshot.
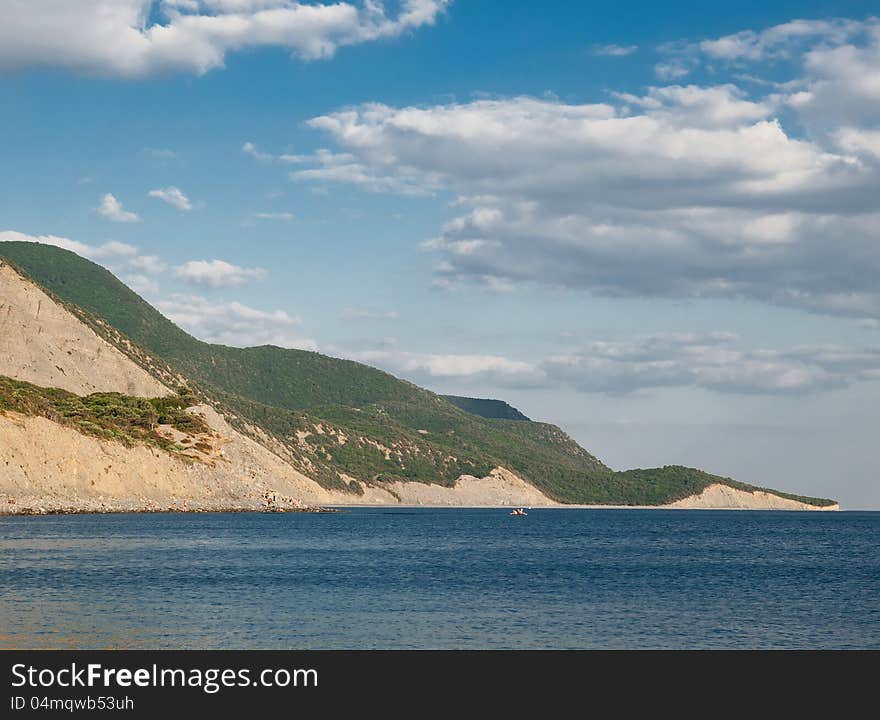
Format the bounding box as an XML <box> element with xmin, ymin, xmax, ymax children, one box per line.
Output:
<box><xmin>1</xmin><ymin>508</ymin><xmax>878</xmax><ymax>649</ymax></box>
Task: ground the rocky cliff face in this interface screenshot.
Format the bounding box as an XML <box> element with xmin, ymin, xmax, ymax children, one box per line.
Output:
<box><xmin>0</xmin><ymin>406</ymin><xmax>341</xmax><ymax>513</ymax></box>
<box><xmin>0</xmin><ymin>259</ymin><xmax>335</xmax><ymax>511</ymax></box>
<box><xmin>0</xmin><ymin>260</ymin><xmax>169</xmax><ymax>397</ymax></box>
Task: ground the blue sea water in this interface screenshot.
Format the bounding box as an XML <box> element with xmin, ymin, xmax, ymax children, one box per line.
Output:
<box><xmin>0</xmin><ymin>508</ymin><xmax>877</xmax><ymax>649</ymax></box>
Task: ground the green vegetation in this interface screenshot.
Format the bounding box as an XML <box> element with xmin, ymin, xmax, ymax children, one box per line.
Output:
<box><xmin>442</xmin><ymin>395</ymin><xmax>531</xmax><ymax>421</ymax></box>
<box><xmin>613</xmin><ymin>466</ymin><xmax>839</xmax><ymax>508</ymax></box>
<box><xmin>0</xmin><ymin>242</ymin><xmax>837</xmax><ymax>507</ymax></box>
<box><xmin>0</xmin><ymin>375</ymin><xmax>208</xmax><ymax>452</ymax></box>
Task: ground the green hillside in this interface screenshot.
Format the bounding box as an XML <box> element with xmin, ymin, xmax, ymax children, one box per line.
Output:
<box><xmin>443</xmin><ymin>395</ymin><xmax>530</xmax><ymax>421</ymax></box>
<box><xmin>0</xmin><ymin>241</ymin><xmax>837</xmax><ymax>506</ymax></box>
<box><xmin>0</xmin><ymin>375</ymin><xmax>206</xmax><ymax>453</ymax></box>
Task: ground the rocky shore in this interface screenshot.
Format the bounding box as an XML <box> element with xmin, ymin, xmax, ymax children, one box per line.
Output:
<box><xmin>0</xmin><ymin>495</ymin><xmax>337</xmax><ymax>516</ymax></box>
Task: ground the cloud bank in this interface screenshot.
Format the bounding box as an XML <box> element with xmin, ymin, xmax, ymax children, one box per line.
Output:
<box><xmin>149</xmin><ymin>186</ymin><xmax>192</xmax><ymax>210</ymax></box>
<box><xmin>0</xmin><ymin>0</ymin><xmax>449</xmax><ymax>77</ymax></box>
<box><xmin>292</xmin><ymin>17</ymin><xmax>880</xmax><ymax>322</ymax></box>
<box><xmin>174</xmin><ymin>259</ymin><xmax>267</xmax><ymax>287</ymax></box>
<box><xmin>97</xmin><ymin>193</ymin><xmax>140</xmax><ymax>222</ymax></box>
<box><xmin>156</xmin><ymin>293</ymin><xmax>317</xmax><ymax>349</ymax></box>
<box><xmin>353</xmin><ymin>333</ymin><xmax>880</xmax><ymax>397</ymax></box>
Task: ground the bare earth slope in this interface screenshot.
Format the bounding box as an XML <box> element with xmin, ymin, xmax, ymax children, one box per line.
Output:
<box><xmin>0</xmin><ymin>259</ymin><xmax>335</xmax><ymax>511</ymax></box>
<box><xmin>0</xmin><ymin>260</ymin><xmax>169</xmax><ymax>398</ymax></box>
<box><xmin>0</xmin><ymin>407</ymin><xmax>340</xmax><ymax>513</ymax></box>
<box><xmin>667</xmin><ymin>484</ymin><xmax>839</xmax><ymax>511</ymax></box>
<box><xmin>0</xmin><ymin>407</ymin><xmax>562</xmax><ymax>513</ymax></box>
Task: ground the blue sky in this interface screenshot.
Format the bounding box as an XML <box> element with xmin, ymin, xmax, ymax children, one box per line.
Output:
<box><xmin>1</xmin><ymin>1</ymin><xmax>879</xmax><ymax>507</ymax></box>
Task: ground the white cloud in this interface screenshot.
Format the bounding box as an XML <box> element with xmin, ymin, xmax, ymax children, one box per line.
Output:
<box><xmin>253</xmin><ymin>211</ymin><xmax>294</xmax><ymax>221</ymax></box>
<box><xmin>127</xmin><ymin>254</ymin><xmax>167</xmax><ymax>274</ymax></box>
<box><xmin>242</xmin><ymin>141</ymin><xmax>274</xmax><ymax>161</ymax></box>
<box><xmin>834</xmin><ymin>127</ymin><xmax>880</xmax><ymax>159</ymax></box>
<box><xmin>347</xmin><ymin>333</ymin><xmax>880</xmax><ymax>395</ymax></box>
<box><xmin>350</xmin><ymin>349</ymin><xmax>545</xmax><ymax>387</ymax></box>
<box><xmin>0</xmin><ymin>0</ymin><xmax>449</xmax><ymax>77</ymax></box>
<box><xmin>148</xmin><ymin>186</ymin><xmax>192</xmax><ymax>210</ymax></box>
<box><xmin>155</xmin><ymin>293</ymin><xmax>316</xmax><ymax>349</ymax></box>
<box><xmin>288</xmin><ymin>148</ymin><xmax>432</xmax><ymax>195</ymax></box>
<box><xmin>341</xmin><ymin>307</ymin><xmax>400</xmax><ymax>321</ymax></box>
<box><xmin>698</xmin><ymin>18</ymin><xmax>865</xmax><ymax>62</ymax></box>
<box><xmin>593</xmin><ymin>44</ymin><xmax>637</xmax><ymax>57</ymax></box>
<box><xmin>0</xmin><ymin>230</ymin><xmax>137</xmax><ymax>261</ymax></box>
<box><xmin>242</xmin><ymin>140</ymin><xmax>309</xmax><ymax>164</ymax></box>
<box><xmin>794</xmin><ymin>23</ymin><xmax>880</xmax><ymax>127</ymax></box>
<box><xmin>614</xmin><ymin>84</ymin><xmax>773</xmax><ymax>127</ymax></box>
<box><xmin>302</xmin><ymin>69</ymin><xmax>880</xmax><ymax>320</ymax></box>
<box><xmin>666</xmin><ymin>17</ymin><xmax>880</xmax><ymax>128</ymax></box>
<box><xmin>0</xmin><ymin>230</ymin><xmax>168</xmax><ymax>292</ymax></box>
<box><xmin>654</xmin><ymin>59</ymin><xmax>693</xmax><ymax>80</ymax></box>
<box><xmin>543</xmin><ymin>333</ymin><xmax>880</xmax><ymax>395</ymax></box>
<box><xmin>4</xmin><ymin>224</ymin><xmax>877</xmax><ymax>397</ymax></box>
<box><xmin>123</xmin><ymin>273</ymin><xmax>160</xmax><ymax>296</ymax></box>
<box><xmin>174</xmin><ymin>258</ymin><xmax>267</xmax><ymax>287</ymax></box>
<box><xmin>97</xmin><ymin>193</ymin><xmax>140</xmax><ymax>222</ymax></box>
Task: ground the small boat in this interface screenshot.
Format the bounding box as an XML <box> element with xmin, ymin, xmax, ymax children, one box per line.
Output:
<box><xmin>509</xmin><ymin>507</ymin><xmax>528</xmax><ymax>516</ymax></box>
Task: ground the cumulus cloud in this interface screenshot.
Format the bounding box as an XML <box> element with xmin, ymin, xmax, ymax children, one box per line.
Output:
<box><xmin>347</xmin><ymin>333</ymin><xmax>880</xmax><ymax>395</ymax></box>
<box><xmin>242</xmin><ymin>140</ymin><xmax>308</xmax><ymax>163</ymax></box>
<box><xmin>0</xmin><ymin>230</ymin><xmax>138</xmax><ymax>261</ymax></box>
<box><xmin>541</xmin><ymin>333</ymin><xmax>880</xmax><ymax>395</ymax></box>
<box><xmin>253</xmin><ymin>211</ymin><xmax>294</xmax><ymax>221</ymax></box>
<box><xmin>123</xmin><ymin>273</ymin><xmax>160</xmax><ymax>296</ymax></box>
<box><xmin>341</xmin><ymin>307</ymin><xmax>400</xmax><ymax>321</ymax></box>
<box><xmin>288</xmin><ymin>148</ymin><xmax>432</xmax><ymax>195</ymax></box>
<box><xmin>664</xmin><ymin>17</ymin><xmax>880</xmax><ymax>128</ymax></box>
<box><xmin>155</xmin><ymin>293</ymin><xmax>316</xmax><ymax>349</ymax></box>
<box><xmin>243</xmin><ymin>141</ymin><xmax>431</xmax><ymax>192</ymax></box>
<box><xmin>0</xmin><ymin>230</ymin><xmax>166</xmax><ymax>295</ymax></box>
<box><xmin>793</xmin><ymin>23</ymin><xmax>880</xmax><ymax>128</ymax></box>
<box><xmin>349</xmin><ymin>349</ymin><xmax>545</xmax><ymax>387</ymax></box>
<box><xmin>97</xmin><ymin>193</ymin><xmax>140</xmax><ymax>222</ymax></box>
<box><xmin>4</xmin><ymin>224</ymin><xmax>877</xmax><ymax>397</ymax></box>
<box><xmin>698</xmin><ymin>18</ymin><xmax>866</xmax><ymax>62</ymax></box>
<box><xmin>654</xmin><ymin>60</ymin><xmax>691</xmax><ymax>80</ymax></box>
<box><xmin>127</xmin><ymin>254</ymin><xmax>167</xmax><ymax>274</ymax></box>
<box><xmin>148</xmin><ymin>186</ymin><xmax>192</xmax><ymax>210</ymax></box>
<box><xmin>593</xmin><ymin>43</ymin><xmax>637</xmax><ymax>57</ymax></box>
<box><xmin>174</xmin><ymin>259</ymin><xmax>267</xmax><ymax>288</ymax></box>
<box><xmin>0</xmin><ymin>0</ymin><xmax>449</xmax><ymax>77</ymax></box>
<box><xmin>241</xmin><ymin>141</ymin><xmax>275</xmax><ymax>162</ymax></box>
<box><xmin>300</xmin><ymin>38</ymin><xmax>880</xmax><ymax>320</ymax></box>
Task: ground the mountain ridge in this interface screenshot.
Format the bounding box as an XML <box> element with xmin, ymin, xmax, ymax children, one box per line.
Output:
<box><xmin>443</xmin><ymin>395</ymin><xmax>531</xmax><ymax>421</ymax></box>
<box><xmin>0</xmin><ymin>241</ymin><xmax>838</xmax><ymax>509</ymax></box>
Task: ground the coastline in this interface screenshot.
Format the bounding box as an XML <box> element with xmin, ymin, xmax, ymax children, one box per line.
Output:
<box><xmin>0</xmin><ymin>497</ymin><xmax>337</xmax><ymax>516</ymax></box>
<box><xmin>1</xmin><ymin>491</ymin><xmax>840</xmax><ymax>516</ymax></box>
<box><xmin>0</xmin><ymin>506</ymin><xmax>842</xmax><ymax>516</ymax></box>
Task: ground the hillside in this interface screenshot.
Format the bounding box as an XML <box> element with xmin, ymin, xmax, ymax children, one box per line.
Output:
<box><xmin>0</xmin><ymin>241</ymin><xmax>838</xmax><ymax>508</ymax></box>
<box><xmin>443</xmin><ymin>395</ymin><xmax>530</xmax><ymax>421</ymax></box>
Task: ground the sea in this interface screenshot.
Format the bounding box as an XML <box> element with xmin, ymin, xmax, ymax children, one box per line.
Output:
<box><xmin>1</xmin><ymin>508</ymin><xmax>877</xmax><ymax>649</ymax></box>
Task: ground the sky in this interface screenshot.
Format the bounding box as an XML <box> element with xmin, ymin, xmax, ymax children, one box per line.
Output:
<box><xmin>1</xmin><ymin>0</ymin><xmax>878</xmax><ymax>508</ymax></box>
